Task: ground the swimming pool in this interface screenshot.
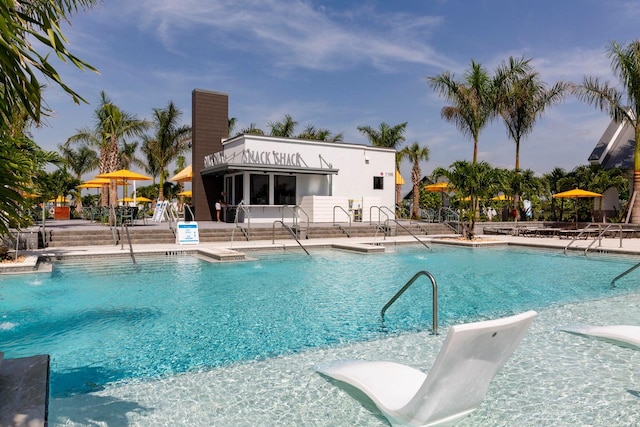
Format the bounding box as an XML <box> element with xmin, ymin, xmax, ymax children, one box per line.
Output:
<box><xmin>2</xmin><ymin>245</ymin><xmax>639</xmax><ymax>402</ymax></box>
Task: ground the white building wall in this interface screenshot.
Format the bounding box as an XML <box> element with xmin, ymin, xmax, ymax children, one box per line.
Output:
<box><xmin>218</xmin><ymin>135</ymin><xmax>396</xmax><ymax>223</ymax></box>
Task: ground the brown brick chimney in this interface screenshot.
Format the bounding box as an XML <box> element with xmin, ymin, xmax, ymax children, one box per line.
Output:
<box><xmin>191</xmin><ymin>89</ymin><xmax>228</xmax><ymax>221</ymax></box>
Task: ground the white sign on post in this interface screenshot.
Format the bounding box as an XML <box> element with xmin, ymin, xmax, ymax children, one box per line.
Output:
<box><xmin>176</xmin><ymin>221</ymin><xmax>199</xmax><ymax>245</ymax></box>
<box><xmin>151</xmin><ymin>200</ymin><xmax>168</xmax><ymax>222</ymax></box>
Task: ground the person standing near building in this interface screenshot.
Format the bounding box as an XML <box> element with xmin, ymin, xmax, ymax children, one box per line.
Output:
<box><xmin>215</xmin><ymin>199</ymin><xmax>222</xmax><ymax>222</ymax></box>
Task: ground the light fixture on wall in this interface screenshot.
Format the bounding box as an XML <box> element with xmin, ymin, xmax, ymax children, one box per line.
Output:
<box><xmin>364</xmin><ymin>156</ymin><xmax>370</xmax><ymax>164</ymax></box>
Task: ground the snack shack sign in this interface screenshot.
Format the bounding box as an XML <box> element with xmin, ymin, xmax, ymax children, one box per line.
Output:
<box><xmin>205</xmin><ymin>149</ymin><xmax>305</xmax><ymax>168</ymax></box>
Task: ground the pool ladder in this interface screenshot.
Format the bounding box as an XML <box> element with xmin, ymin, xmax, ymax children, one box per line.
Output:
<box><xmin>380</xmin><ymin>270</ymin><xmax>438</xmax><ymax>335</ymax></box>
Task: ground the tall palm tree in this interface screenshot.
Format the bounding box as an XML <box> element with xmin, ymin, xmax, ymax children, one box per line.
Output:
<box><xmin>573</xmin><ymin>40</ymin><xmax>640</xmax><ymax>224</ymax></box>
<box><xmin>268</xmin><ymin>114</ymin><xmax>298</xmax><ymax>137</ymax></box>
<box><xmin>58</xmin><ymin>144</ymin><xmax>98</xmax><ymax>212</ymax></box>
<box><xmin>144</xmin><ymin>101</ymin><xmax>192</xmax><ymax>201</ymax></box>
<box><xmin>428</xmin><ymin>61</ymin><xmax>494</xmax><ymax>164</ymax></box>
<box><xmin>399</xmin><ymin>142</ymin><xmax>430</xmax><ymax>219</ymax></box>
<box><xmin>357</xmin><ymin>122</ymin><xmax>408</xmax><ymax>151</ymax></box>
<box><xmin>495</xmin><ymin>57</ymin><xmax>569</xmax><ymax>171</ymax></box>
<box><xmin>67</xmin><ymin>91</ymin><xmax>149</xmax><ymax>206</ymax></box>
<box><xmin>358</xmin><ymin>121</ymin><xmax>408</xmax><ymax>210</ymax></box>
<box><xmin>494</xmin><ymin>57</ymin><xmax>569</xmax><ymax>217</ymax></box>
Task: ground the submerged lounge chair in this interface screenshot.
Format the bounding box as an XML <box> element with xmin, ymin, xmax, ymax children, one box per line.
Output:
<box><xmin>558</xmin><ymin>325</ymin><xmax>640</xmax><ymax>350</ymax></box>
<box><xmin>317</xmin><ymin>310</ymin><xmax>537</xmax><ymax>427</ymax></box>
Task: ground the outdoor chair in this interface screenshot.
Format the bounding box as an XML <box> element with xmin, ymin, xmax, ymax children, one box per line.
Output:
<box><xmin>558</xmin><ymin>325</ymin><xmax>640</xmax><ymax>350</ymax></box>
<box><xmin>317</xmin><ymin>310</ymin><xmax>537</xmax><ymax>427</ymax></box>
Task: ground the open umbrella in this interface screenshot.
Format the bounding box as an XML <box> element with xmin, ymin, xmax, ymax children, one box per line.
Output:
<box><xmin>96</xmin><ymin>169</ymin><xmax>153</xmax><ymax>203</ymax></box>
<box><xmin>170</xmin><ymin>164</ymin><xmax>192</xmax><ymax>183</ymax></box>
<box><xmin>424</xmin><ymin>182</ymin><xmax>450</xmax><ymax>192</ymax></box>
<box><xmin>135</xmin><ymin>196</ymin><xmax>153</xmax><ymax>203</ymax></box>
<box><xmin>553</xmin><ymin>188</ymin><xmax>602</xmax><ymax>223</ymax></box>
<box><xmin>177</xmin><ymin>190</ymin><xmax>192</xmax><ymax>197</ymax></box>
<box><xmin>48</xmin><ymin>196</ymin><xmax>70</xmax><ymax>204</ymax></box>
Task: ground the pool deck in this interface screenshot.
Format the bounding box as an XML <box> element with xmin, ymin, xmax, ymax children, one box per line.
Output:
<box><xmin>8</xmin><ymin>219</ymin><xmax>640</xmax><ymax>266</ymax></box>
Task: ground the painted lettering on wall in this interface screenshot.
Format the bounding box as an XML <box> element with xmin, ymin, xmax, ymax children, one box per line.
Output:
<box><xmin>204</xmin><ymin>152</ymin><xmax>225</xmax><ymax>168</ymax></box>
<box><xmin>242</xmin><ymin>149</ymin><xmax>303</xmax><ymax>167</ymax></box>
<box><xmin>204</xmin><ymin>149</ymin><xmax>307</xmax><ymax>168</ymax></box>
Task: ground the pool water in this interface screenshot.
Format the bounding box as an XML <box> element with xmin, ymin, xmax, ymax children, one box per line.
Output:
<box><xmin>1</xmin><ymin>245</ymin><xmax>638</xmax><ymax>399</ymax></box>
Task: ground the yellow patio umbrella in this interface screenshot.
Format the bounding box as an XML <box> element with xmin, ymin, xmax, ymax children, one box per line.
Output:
<box><xmin>425</xmin><ymin>182</ymin><xmax>450</xmax><ymax>192</ymax></box>
<box><xmin>177</xmin><ymin>190</ymin><xmax>192</xmax><ymax>197</ymax></box>
<box><xmin>48</xmin><ymin>196</ymin><xmax>70</xmax><ymax>204</ymax></box>
<box><xmin>395</xmin><ymin>170</ymin><xmax>405</xmax><ymax>186</ymax></box>
<box><xmin>135</xmin><ymin>196</ymin><xmax>153</xmax><ymax>203</ymax></box>
<box><xmin>490</xmin><ymin>194</ymin><xmax>512</xmax><ymax>201</ymax></box>
<box><xmin>96</xmin><ymin>169</ymin><xmax>153</xmax><ymax>181</ymax></box>
<box><xmin>77</xmin><ymin>182</ymin><xmax>104</xmax><ymax>189</ymax></box>
<box><xmin>171</xmin><ymin>164</ymin><xmax>192</xmax><ymax>183</ymax></box>
<box><xmin>117</xmin><ymin>197</ymin><xmax>135</xmax><ymax>203</ymax></box>
<box><xmin>553</xmin><ymin>188</ymin><xmax>602</xmax><ymax>223</ymax></box>
<box><xmin>96</xmin><ymin>169</ymin><xmax>153</xmax><ymax>202</ymax></box>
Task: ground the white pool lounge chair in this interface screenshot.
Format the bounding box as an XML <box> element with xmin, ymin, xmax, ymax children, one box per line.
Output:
<box><xmin>558</xmin><ymin>325</ymin><xmax>640</xmax><ymax>350</ymax></box>
<box><xmin>316</xmin><ymin>310</ymin><xmax>537</xmax><ymax>427</ymax></box>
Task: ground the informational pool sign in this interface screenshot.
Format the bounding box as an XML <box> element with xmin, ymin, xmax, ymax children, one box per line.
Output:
<box><xmin>176</xmin><ymin>221</ymin><xmax>199</xmax><ymax>245</ymax></box>
<box><xmin>151</xmin><ymin>200</ymin><xmax>168</xmax><ymax>222</ymax></box>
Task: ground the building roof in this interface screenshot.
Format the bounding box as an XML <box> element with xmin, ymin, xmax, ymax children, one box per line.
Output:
<box><xmin>589</xmin><ymin>119</ymin><xmax>635</xmax><ymax>170</ymax></box>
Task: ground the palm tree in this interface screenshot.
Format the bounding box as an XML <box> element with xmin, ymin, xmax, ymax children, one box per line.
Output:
<box><xmin>67</xmin><ymin>91</ymin><xmax>149</xmax><ymax>206</ymax></box>
<box><xmin>0</xmin><ymin>0</ymin><xmax>99</xmax><ymax>128</ymax></box>
<box><xmin>399</xmin><ymin>142</ymin><xmax>430</xmax><ymax>219</ymax></box>
<box><xmin>357</xmin><ymin>122</ymin><xmax>408</xmax><ymax>150</ymax></box>
<box><xmin>434</xmin><ymin>161</ymin><xmax>501</xmax><ymax>238</ymax></box>
<box><xmin>144</xmin><ymin>101</ymin><xmax>192</xmax><ymax>201</ymax></box>
<box><xmin>358</xmin><ymin>122</ymin><xmax>408</xmax><ymax>208</ymax></box>
<box><xmin>428</xmin><ymin>61</ymin><xmax>495</xmax><ymax>164</ymax></box>
<box><xmin>542</xmin><ymin>167</ymin><xmax>567</xmax><ymax>220</ymax></box>
<box><xmin>268</xmin><ymin>114</ymin><xmax>297</xmax><ymax>137</ymax></box>
<box><xmin>297</xmin><ymin>124</ymin><xmax>344</xmax><ymax>142</ymax></box>
<box><xmin>573</xmin><ymin>40</ymin><xmax>640</xmax><ymax>224</ymax></box>
<box><xmin>58</xmin><ymin>144</ymin><xmax>99</xmax><ymax>212</ymax></box>
<box><xmin>239</xmin><ymin>123</ymin><xmax>265</xmax><ymax>135</ymax></box>
<box><xmin>495</xmin><ymin>57</ymin><xmax>569</xmax><ymax>171</ymax></box>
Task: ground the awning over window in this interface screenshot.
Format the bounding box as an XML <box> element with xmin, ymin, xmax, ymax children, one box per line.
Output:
<box><xmin>201</xmin><ymin>162</ymin><xmax>339</xmax><ymax>176</ymax></box>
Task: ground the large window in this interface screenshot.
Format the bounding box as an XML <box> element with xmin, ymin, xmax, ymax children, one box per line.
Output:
<box><xmin>250</xmin><ymin>174</ymin><xmax>269</xmax><ymax>204</ymax></box>
<box><xmin>233</xmin><ymin>174</ymin><xmax>244</xmax><ymax>205</ymax></box>
<box><xmin>373</xmin><ymin>176</ymin><xmax>384</xmax><ymax>190</ymax></box>
<box><xmin>274</xmin><ymin>175</ymin><xmax>296</xmax><ymax>205</ymax></box>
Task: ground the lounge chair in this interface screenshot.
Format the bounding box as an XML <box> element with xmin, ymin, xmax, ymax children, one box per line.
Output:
<box><xmin>316</xmin><ymin>310</ymin><xmax>537</xmax><ymax>427</ymax></box>
<box><xmin>558</xmin><ymin>325</ymin><xmax>640</xmax><ymax>350</ymax></box>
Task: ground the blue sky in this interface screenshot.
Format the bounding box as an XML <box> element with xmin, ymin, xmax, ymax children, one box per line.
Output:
<box><xmin>31</xmin><ymin>0</ymin><xmax>640</xmax><ymax>186</ymax></box>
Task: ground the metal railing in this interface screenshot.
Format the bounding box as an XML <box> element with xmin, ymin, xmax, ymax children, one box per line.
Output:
<box><xmin>281</xmin><ymin>204</ymin><xmax>310</xmax><ymax>239</ymax></box>
<box><xmin>333</xmin><ymin>206</ymin><xmax>352</xmax><ymax>237</ymax></box>
<box><xmin>611</xmin><ymin>260</ymin><xmax>640</xmax><ymax>287</ymax></box>
<box><xmin>383</xmin><ymin>218</ymin><xmax>430</xmax><ymax>250</ymax></box>
<box><xmin>369</xmin><ymin>205</ymin><xmax>391</xmax><ymax>226</ymax></box>
<box><xmin>563</xmin><ymin>223</ymin><xmax>625</xmax><ymax>255</ymax></box>
<box><xmin>272</xmin><ymin>220</ymin><xmax>310</xmax><ymax>256</ymax></box>
<box><xmin>380</xmin><ymin>270</ymin><xmax>438</xmax><ymax>335</ymax></box>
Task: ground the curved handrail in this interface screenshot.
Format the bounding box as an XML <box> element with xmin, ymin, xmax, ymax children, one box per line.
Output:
<box><xmin>611</xmin><ymin>260</ymin><xmax>640</xmax><ymax>288</ymax></box>
<box><xmin>333</xmin><ymin>205</ymin><xmax>352</xmax><ymax>233</ymax></box>
<box><xmin>369</xmin><ymin>205</ymin><xmax>390</xmax><ymax>226</ymax></box>
<box><xmin>380</xmin><ymin>270</ymin><xmax>438</xmax><ymax>335</ymax></box>
<box><xmin>384</xmin><ymin>218</ymin><xmax>430</xmax><ymax>250</ymax></box>
<box><xmin>272</xmin><ymin>220</ymin><xmax>310</xmax><ymax>256</ymax></box>
<box><xmin>281</xmin><ymin>204</ymin><xmax>310</xmax><ymax>239</ymax></box>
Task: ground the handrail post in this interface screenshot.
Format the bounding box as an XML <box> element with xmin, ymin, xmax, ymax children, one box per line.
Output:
<box><xmin>380</xmin><ymin>270</ymin><xmax>438</xmax><ymax>335</ymax></box>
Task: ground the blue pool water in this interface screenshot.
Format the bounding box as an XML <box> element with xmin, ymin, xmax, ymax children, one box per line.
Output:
<box><xmin>1</xmin><ymin>245</ymin><xmax>638</xmax><ymax>398</ymax></box>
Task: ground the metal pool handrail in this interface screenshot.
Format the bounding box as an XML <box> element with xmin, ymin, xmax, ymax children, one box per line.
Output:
<box><xmin>381</xmin><ymin>270</ymin><xmax>438</xmax><ymax>335</ymax></box>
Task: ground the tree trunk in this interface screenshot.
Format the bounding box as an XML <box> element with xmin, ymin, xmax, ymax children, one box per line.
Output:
<box><xmin>632</xmin><ymin>170</ymin><xmax>640</xmax><ymax>224</ymax></box>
